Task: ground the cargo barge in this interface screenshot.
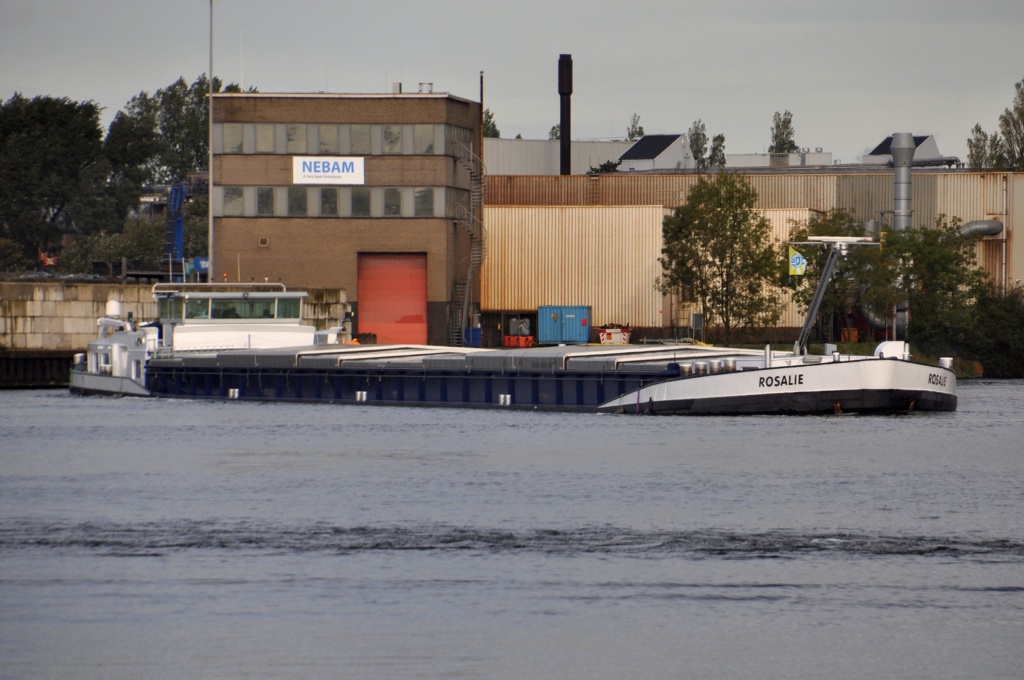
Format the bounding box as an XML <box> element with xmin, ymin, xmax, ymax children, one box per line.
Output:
<box><xmin>69</xmin><ymin>250</ymin><xmax>958</xmax><ymax>415</ymax></box>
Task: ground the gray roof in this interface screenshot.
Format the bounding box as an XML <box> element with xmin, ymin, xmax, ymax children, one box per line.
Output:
<box><xmin>619</xmin><ymin>135</ymin><xmax>683</xmax><ymax>161</ymax></box>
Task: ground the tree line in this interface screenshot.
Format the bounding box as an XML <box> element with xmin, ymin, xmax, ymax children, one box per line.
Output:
<box><xmin>0</xmin><ymin>75</ymin><xmax>248</xmax><ymax>273</ymax></box>
<box><xmin>967</xmin><ymin>77</ymin><xmax>1024</xmax><ymax>170</ymax></box>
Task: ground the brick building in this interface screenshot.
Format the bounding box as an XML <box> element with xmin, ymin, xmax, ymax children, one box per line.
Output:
<box><xmin>210</xmin><ymin>91</ymin><xmax>483</xmax><ymax>345</ymax></box>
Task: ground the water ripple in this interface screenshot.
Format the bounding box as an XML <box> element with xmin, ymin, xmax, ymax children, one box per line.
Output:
<box><xmin>2</xmin><ymin>520</ymin><xmax>1022</xmax><ymax>559</ymax></box>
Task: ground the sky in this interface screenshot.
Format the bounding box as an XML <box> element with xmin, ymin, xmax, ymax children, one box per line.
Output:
<box><xmin>3</xmin><ymin>0</ymin><xmax>1023</xmax><ymax>164</ymax></box>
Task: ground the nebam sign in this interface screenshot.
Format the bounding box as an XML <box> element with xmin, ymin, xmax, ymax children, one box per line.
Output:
<box><xmin>292</xmin><ymin>157</ymin><xmax>364</xmax><ymax>185</ymax></box>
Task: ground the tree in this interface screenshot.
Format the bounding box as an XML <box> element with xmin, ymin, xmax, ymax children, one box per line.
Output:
<box><xmin>121</xmin><ymin>75</ymin><xmax>244</xmax><ymax>183</ymax></box>
<box><xmin>588</xmin><ymin>159</ymin><xmax>621</xmax><ymax>174</ymax></box>
<box><xmin>626</xmin><ymin>113</ymin><xmax>644</xmax><ymax>141</ymax></box>
<box><xmin>967</xmin><ymin>124</ymin><xmax>991</xmax><ymax>169</ymax></box>
<box><xmin>548</xmin><ymin>124</ymin><xmax>560</xmax><ymax>140</ymax></box>
<box><xmin>104</xmin><ymin>107</ymin><xmax>162</xmax><ymax>222</ymax></box>
<box><xmin>786</xmin><ymin>209</ymin><xmax>871</xmax><ymax>343</ymax></box>
<box><xmin>660</xmin><ymin>172</ymin><xmax>783</xmax><ymax>342</ymax></box>
<box><xmin>183</xmin><ymin>195</ymin><xmax>209</xmax><ymax>259</ymax></box>
<box><xmin>768</xmin><ymin>110</ymin><xmax>799</xmax><ymax>154</ymax></box>
<box><xmin>963</xmin><ymin>283</ymin><xmax>1024</xmax><ymax>377</ymax></box>
<box><xmin>878</xmin><ymin>217</ymin><xmax>989</xmax><ymax>355</ymax></box>
<box><xmin>0</xmin><ymin>94</ymin><xmax>117</xmax><ymax>263</ymax></box>
<box><xmin>688</xmin><ymin>119</ymin><xmax>707</xmax><ymax>173</ymax></box>
<box><xmin>483</xmin><ymin>108</ymin><xmax>500</xmax><ymax>138</ymax></box>
<box><xmin>708</xmin><ymin>133</ymin><xmax>726</xmax><ymax>168</ymax></box>
<box><xmin>998</xmin><ymin>77</ymin><xmax>1024</xmax><ymax>170</ymax></box>
<box><xmin>967</xmin><ymin>76</ymin><xmax>1024</xmax><ymax>170</ymax></box>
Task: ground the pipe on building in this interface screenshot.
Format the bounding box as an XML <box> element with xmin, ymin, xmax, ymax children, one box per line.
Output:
<box><xmin>558</xmin><ymin>54</ymin><xmax>572</xmax><ymax>176</ymax></box>
<box><xmin>959</xmin><ymin>219</ymin><xmax>1003</xmax><ymax>237</ymax></box>
<box><xmin>891</xmin><ymin>133</ymin><xmax>915</xmax><ymax>230</ymax></box>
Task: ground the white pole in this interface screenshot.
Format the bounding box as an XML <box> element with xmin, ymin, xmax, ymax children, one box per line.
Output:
<box><xmin>207</xmin><ymin>0</ymin><xmax>215</xmax><ymax>280</ymax></box>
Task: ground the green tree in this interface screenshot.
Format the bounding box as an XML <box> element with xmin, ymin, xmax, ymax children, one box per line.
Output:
<box><xmin>708</xmin><ymin>133</ymin><xmax>726</xmax><ymax>168</ymax></box>
<box><xmin>626</xmin><ymin>113</ymin><xmax>644</xmax><ymax>141</ymax></box>
<box><xmin>768</xmin><ymin>110</ymin><xmax>799</xmax><ymax>153</ymax></box>
<box><xmin>879</xmin><ymin>217</ymin><xmax>989</xmax><ymax>355</ymax></box>
<box><xmin>183</xmin><ymin>195</ymin><xmax>209</xmax><ymax>259</ymax></box>
<box><xmin>104</xmin><ymin>107</ymin><xmax>161</xmax><ymax>222</ymax></box>
<box><xmin>966</xmin><ymin>123</ymin><xmax>997</xmax><ymax>169</ymax></box>
<box><xmin>548</xmin><ymin>123</ymin><xmax>560</xmax><ymax>140</ymax></box>
<box><xmin>687</xmin><ymin>119</ymin><xmax>707</xmax><ymax>173</ymax></box>
<box><xmin>121</xmin><ymin>75</ymin><xmax>245</xmax><ymax>183</ymax></box>
<box><xmin>998</xmin><ymin>77</ymin><xmax>1024</xmax><ymax>170</ymax></box>
<box><xmin>962</xmin><ymin>284</ymin><xmax>1024</xmax><ymax>377</ymax></box>
<box><xmin>0</xmin><ymin>94</ymin><xmax>117</xmax><ymax>263</ymax></box>
<box><xmin>0</xmin><ymin>237</ymin><xmax>31</xmax><ymax>272</ymax></box>
<box><xmin>483</xmin><ymin>108</ymin><xmax>500</xmax><ymax>138</ymax></box>
<box><xmin>660</xmin><ymin>172</ymin><xmax>783</xmax><ymax>342</ymax></box>
<box><xmin>967</xmin><ymin>76</ymin><xmax>1024</xmax><ymax>170</ymax></box>
<box><xmin>588</xmin><ymin>159</ymin><xmax>621</xmax><ymax>174</ymax></box>
<box><xmin>786</xmin><ymin>209</ymin><xmax>872</xmax><ymax>343</ymax></box>
<box><xmin>57</xmin><ymin>215</ymin><xmax>165</xmax><ymax>275</ymax></box>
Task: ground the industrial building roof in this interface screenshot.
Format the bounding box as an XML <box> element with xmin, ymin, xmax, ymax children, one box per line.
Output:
<box><xmin>618</xmin><ymin>134</ymin><xmax>684</xmax><ymax>161</ymax></box>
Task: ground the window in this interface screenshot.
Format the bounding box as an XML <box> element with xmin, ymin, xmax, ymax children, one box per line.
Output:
<box><xmin>185</xmin><ymin>298</ymin><xmax>209</xmax><ymax>319</ymax></box>
<box><xmin>383</xmin><ymin>125</ymin><xmax>402</xmax><ymax>154</ymax></box>
<box><xmin>288</xmin><ymin>186</ymin><xmax>307</xmax><ymax>216</ymax></box>
<box><xmin>319</xmin><ymin>125</ymin><xmax>339</xmax><ymax>154</ymax></box>
<box><xmin>384</xmin><ymin>188</ymin><xmax>402</xmax><ymax>215</ymax></box>
<box><xmin>277</xmin><ymin>298</ymin><xmax>301</xmax><ymax>320</ymax></box>
<box><xmin>223</xmin><ymin>187</ymin><xmax>244</xmax><ymax>216</ymax></box>
<box><xmin>351</xmin><ymin>125</ymin><xmax>371</xmax><ymax>154</ymax></box>
<box><xmin>414</xmin><ymin>125</ymin><xmax>435</xmax><ymax>154</ymax></box>
<box><xmin>255</xmin><ymin>124</ymin><xmax>275</xmax><ymax>153</ymax></box>
<box><xmin>286</xmin><ymin>124</ymin><xmax>306</xmax><ymax>153</ymax></box>
<box><xmin>414</xmin><ymin>187</ymin><xmax>434</xmax><ymax>217</ymax></box>
<box><xmin>223</xmin><ymin>123</ymin><xmax>243</xmax><ymax>153</ymax></box>
<box><xmin>257</xmin><ymin>187</ymin><xmax>275</xmax><ymax>216</ymax></box>
<box><xmin>320</xmin><ymin>187</ymin><xmax>338</xmax><ymax>216</ymax></box>
<box><xmin>159</xmin><ymin>298</ymin><xmax>184</xmax><ymax>319</ymax></box>
<box><xmin>211</xmin><ymin>299</ymin><xmax>243</xmax><ymax>318</ymax></box>
<box><xmin>351</xmin><ymin>187</ymin><xmax>371</xmax><ymax>217</ymax></box>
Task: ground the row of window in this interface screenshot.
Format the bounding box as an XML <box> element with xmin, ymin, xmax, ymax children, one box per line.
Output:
<box><xmin>213</xmin><ymin>186</ymin><xmax>451</xmax><ymax>219</ymax></box>
<box><xmin>213</xmin><ymin>123</ymin><xmax>475</xmax><ymax>157</ymax></box>
<box><xmin>159</xmin><ymin>297</ymin><xmax>301</xmax><ymax>320</ymax></box>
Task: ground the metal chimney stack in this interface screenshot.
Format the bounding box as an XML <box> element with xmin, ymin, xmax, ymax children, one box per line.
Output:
<box><xmin>891</xmin><ymin>132</ymin><xmax>915</xmax><ymax>230</ymax></box>
<box><xmin>558</xmin><ymin>54</ymin><xmax>572</xmax><ymax>176</ymax></box>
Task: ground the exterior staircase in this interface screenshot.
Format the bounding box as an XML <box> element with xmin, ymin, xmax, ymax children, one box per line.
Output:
<box><xmin>448</xmin><ymin>145</ymin><xmax>486</xmax><ymax>346</ymax></box>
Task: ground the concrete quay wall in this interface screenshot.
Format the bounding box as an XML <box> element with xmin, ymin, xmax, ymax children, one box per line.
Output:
<box><xmin>1</xmin><ymin>281</ymin><xmax>350</xmax><ymax>353</ymax></box>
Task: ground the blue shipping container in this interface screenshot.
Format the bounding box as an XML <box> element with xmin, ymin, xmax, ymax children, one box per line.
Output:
<box><xmin>537</xmin><ymin>306</ymin><xmax>591</xmax><ymax>344</ymax></box>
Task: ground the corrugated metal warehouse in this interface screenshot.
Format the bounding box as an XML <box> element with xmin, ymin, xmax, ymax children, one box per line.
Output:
<box><xmin>481</xmin><ymin>206</ymin><xmax>811</xmax><ymax>332</ymax></box>
<box><xmin>484</xmin><ymin>171</ymin><xmax>1021</xmax><ymax>328</ymax></box>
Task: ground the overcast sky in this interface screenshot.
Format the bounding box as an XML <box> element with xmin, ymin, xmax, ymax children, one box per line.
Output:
<box><xmin>3</xmin><ymin>0</ymin><xmax>1022</xmax><ymax>164</ymax></box>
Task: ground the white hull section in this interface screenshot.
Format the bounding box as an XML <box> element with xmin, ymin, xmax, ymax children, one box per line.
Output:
<box><xmin>69</xmin><ymin>370</ymin><xmax>150</xmax><ymax>397</ymax></box>
<box><xmin>597</xmin><ymin>358</ymin><xmax>957</xmax><ymax>415</ymax></box>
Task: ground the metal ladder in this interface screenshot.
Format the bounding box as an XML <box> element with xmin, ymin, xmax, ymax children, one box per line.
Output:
<box><xmin>448</xmin><ymin>145</ymin><xmax>487</xmax><ymax>346</ymax></box>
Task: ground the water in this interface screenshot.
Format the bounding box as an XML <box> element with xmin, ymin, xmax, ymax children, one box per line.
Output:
<box><xmin>1</xmin><ymin>382</ymin><xmax>1023</xmax><ymax>679</ymax></box>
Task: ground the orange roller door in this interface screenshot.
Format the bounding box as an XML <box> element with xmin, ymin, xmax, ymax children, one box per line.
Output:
<box><xmin>357</xmin><ymin>254</ymin><xmax>428</xmax><ymax>344</ymax></box>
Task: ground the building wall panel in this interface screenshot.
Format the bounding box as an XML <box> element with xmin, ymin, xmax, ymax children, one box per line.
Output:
<box><xmin>215</xmin><ymin>94</ymin><xmax>475</xmax><ymax>126</ymax></box>
<box><xmin>600</xmin><ymin>175</ymin><xmax>695</xmax><ymax>207</ymax></box>
<box><xmin>485</xmin><ymin>176</ymin><xmax>589</xmax><ymax>205</ymax></box>
<box><xmin>746</xmin><ymin>175</ymin><xmax>837</xmax><ymax>211</ymax></box>
<box><xmin>216</xmin><ymin>155</ymin><xmax>450</xmax><ymax>186</ymax></box>
<box><xmin>482</xmin><ymin>206</ymin><xmax>665</xmax><ymax>327</ymax></box>
<box><xmin>835</xmin><ymin>175</ymin><xmax>891</xmax><ymax>223</ymax></box>
<box><xmin>214</xmin><ymin>217</ymin><xmax>449</xmax><ymax>300</ymax></box>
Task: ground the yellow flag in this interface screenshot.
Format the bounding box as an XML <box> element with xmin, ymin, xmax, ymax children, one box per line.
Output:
<box><xmin>789</xmin><ymin>246</ymin><xmax>806</xmax><ymax>276</ymax></box>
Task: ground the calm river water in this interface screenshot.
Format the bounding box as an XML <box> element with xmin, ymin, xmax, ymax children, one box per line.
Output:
<box><xmin>1</xmin><ymin>381</ymin><xmax>1023</xmax><ymax>679</ymax></box>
